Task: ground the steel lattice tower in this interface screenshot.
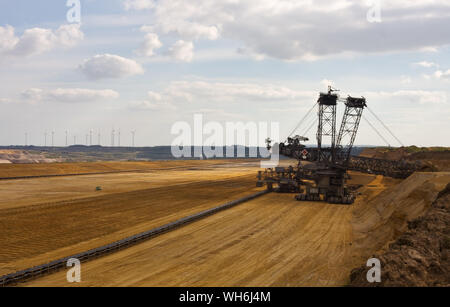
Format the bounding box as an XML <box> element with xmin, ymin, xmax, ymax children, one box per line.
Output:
<box><xmin>335</xmin><ymin>97</ymin><xmax>367</xmax><ymax>165</ymax></box>
<box><xmin>316</xmin><ymin>88</ymin><xmax>338</xmax><ymax>164</ymax></box>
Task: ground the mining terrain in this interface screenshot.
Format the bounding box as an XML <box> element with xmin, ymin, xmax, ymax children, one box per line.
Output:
<box><xmin>21</xmin><ymin>169</ymin><xmax>449</xmax><ymax>287</ymax></box>
<box><xmin>0</xmin><ymin>151</ymin><xmax>448</xmax><ymax>287</ymax></box>
<box><xmin>0</xmin><ymin>159</ymin><xmax>261</xmax><ymax>276</ymax></box>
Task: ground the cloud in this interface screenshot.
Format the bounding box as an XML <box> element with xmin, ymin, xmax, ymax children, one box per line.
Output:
<box><xmin>320</xmin><ymin>79</ymin><xmax>335</xmax><ymax>88</ymax></box>
<box><xmin>141</xmin><ymin>81</ymin><xmax>316</xmax><ymax>104</ymax></box>
<box><xmin>127</xmin><ymin>80</ymin><xmax>318</xmax><ymax>112</ymax></box>
<box><xmin>123</xmin><ymin>0</ymin><xmax>155</xmax><ymax>11</ymax></box>
<box><xmin>128</xmin><ymin>91</ymin><xmax>175</xmax><ymax>110</ymax></box>
<box><xmin>366</xmin><ymin>90</ymin><xmax>448</xmax><ymax>105</ymax></box>
<box><xmin>400</xmin><ymin>75</ymin><xmax>412</xmax><ymax>84</ymax></box>
<box><xmin>79</xmin><ymin>54</ymin><xmax>144</xmax><ymax>79</ymax></box>
<box><xmin>168</xmin><ymin>40</ymin><xmax>194</xmax><ymax>62</ymax></box>
<box><xmin>128</xmin><ymin>100</ymin><xmax>176</xmax><ymax>111</ymax></box>
<box><xmin>54</xmin><ymin>24</ymin><xmax>84</xmax><ymax>47</ymax></box>
<box><xmin>434</xmin><ymin>69</ymin><xmax>450</xmax><ymax>80</ymax></box>
<box><xmin>236</xmin><ymin>47</ymin><xmax>265</xmax><ymax>61</ymax></box>
<box><xmin>21</xmin><ymin>88</ymin><xmax>119</xmax><ymax>103</ymax></box>
<box><xmin>126</xmin><ymin>0</ymin><xmax>450</xmax><ymax>60</ymax></box>
<box><xmin>135</xmin><ymin>32</ymin><xmax>162</xmax><ymax>57</ymax></box>
<box><xmin>173</xmin><ymin>23</ymin><xmax>219</xmax><ymax>41</ymax></box>
<box><xmin>0</xmin><ymin>25</ymin><xmax>19</xmax><ymax>54</ymax></box>
<box><xmin>413</xmin><ymin>61</ymin><xmax>438</xmax><ymax>68</ymax></box>
<box><xmin>147</xmin><ymin>91</ymin><xmax>163</xmax><ymax>101</ymax></box>
<box><xmin>21</xmin><ymin>88</ymin><xmax>44</xmax><ymax>102</ymax></box>
<box><xmin>0</xmin><ymin>24</ymin><xmax>83</xmax><ymax>57</ymax></box>
<box><xmin>146</xmin><ymin>22</ymin><xmax>219</xmax><ymax>41</ymax></box>
<box><xmin>173</xmin><ymin>81</ymin><xmax>314</xmax><ymax>102</ymax></box>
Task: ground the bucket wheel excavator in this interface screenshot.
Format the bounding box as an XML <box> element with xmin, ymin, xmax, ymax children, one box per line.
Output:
<box><xmin>257</xmin><ymin>87</ymin><xmax>367</xmax><ymax>205</ymax></box>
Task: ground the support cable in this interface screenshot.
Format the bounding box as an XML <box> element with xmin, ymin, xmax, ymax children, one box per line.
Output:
<box><xmin>367</xmin><ymin>106</ymin><xmax>404</xmax><ymax>147</ymax></box>
<box><xmin>298</xmin><ymin>113</ymin><xmax>317</xmax><ymax>137</ymax></box>
<box><xmin>302</xmin><ymin>117</ymin><xmax>318</xmax><ymax>137</ymax></box>
<box><xmin>288</xmin><ymin>102</ymin><xmax>318</xmax><ymax>137</ymax></box>
<box><xmin>362</xmin><ymin>115</ymin><xmax>391</xmax><ymax>147</ymax></box>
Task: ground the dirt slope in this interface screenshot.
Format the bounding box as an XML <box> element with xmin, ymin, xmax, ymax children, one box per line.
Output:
<box><xmin>351</xmin><ymin>172</ymin><xmax>450</xmax><ymax>266</ymax></box>
<box><xmin>350</xmin><ymin>184</ymin><xmax>450</xmax><ymax>286</ymax></box>
<box><xmin>0</xmin><ymin>150</ymin><xmax>62</xmax><ymax>164</ymax></box>
<box><xmin>359</xmin><ymin>147</ymin><xmax>450</xmax><ymax>171</ymax></box>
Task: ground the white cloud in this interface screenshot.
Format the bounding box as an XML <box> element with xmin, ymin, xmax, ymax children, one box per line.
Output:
<box><xmin>124</xmin><ymin>0</ymin><xmax>155</xmax><ymax>11</ymax></box>
<box><xmin>434</xmin><ymin>69</ymin><xmax>450</xmax><ymax>80</ymax></box>
<box><xmin>320</xmin><ymin>79</ymin><xmax>335</xmax><ymax>88</ymax></box>
<box><xmin>366</xmin><ymin>90</ymin><xmax>448</xmax><ymax>105</ymax></box>
<box><xmin>147</xmin><ymin>91</ymin><xmax>163</xmax><ymax>101</ymax></box>
<box><xmin>21</xmin><ymin>88</ymin><xmax>44</xmax><ymax>102</ymax></box>
<box><xmin>0</xmin><ymin>24</ymin><xmax>83</xmax><ymax>57</ymax></box>
<box><xmin>168</xmin><ymin>40</ymin><xmax>194</xmax><ymax>62</ymax></box>
<box><xmin>153</xmin><ymin>22</ymin><xmax>219</xmax><ymax>41</ymax></box>
<box><xmin>175</xmin><ymin>23</ymin><xmax>219</xmax><ymax>41</ymax></box>
<box><xmin>21</xmin><ymin>88</ymin><xmax>119</xmax><ymax>103</ymax></box>
<box><xmin>127</xmin><ymin>0</ymin><xmax>450</xmax><ymax>60</ymax></box>
<box><xmin>128</xmin><ymin>100</ymin><xmax>176</xmax><ymax>111</ymax></box>
<box><xmin>135</xmin><ymin>32</ymin><xmax>162</xmax><ymax>57</ymax></box>
<box><xmin>413</xmin><ymin>61</ymin><xmax>438</xmax><ymax>68</ymax></box>
<box><xmin>0</xmin><ymin>25</ymin><xmax>19</xmax><ymax>54</ymax></box>
<box><xmin>400</xmin><ymin>75</ymin><xmax>412</xmax><ymax>84</ymax></box>
<box><xmin>79</xmin><ymin>54</ymin><xmax>144</xmax><ymax>79</ymax></box>
<box><xmin>54</xmin><ymin>24</ymin><xmax>84</xmax><ymax>47</ymax></box>
<box><xmin>141</xmin><ymin>81</ymin><xmax>316</xmax><ymax>104</ymax></box>
<box><xmin>128</xmin><ymin>90</ymin><xmax>176</xmax><ymax>111</ymax></box>
<box><xmin>236</xmin><ymin>47</ymin><xmax>265</xmax><ymax>61</ymax></box>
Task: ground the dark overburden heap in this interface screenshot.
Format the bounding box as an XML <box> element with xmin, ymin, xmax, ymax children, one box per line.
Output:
<box><xmin>350</xmin><ymin>183</ymin><xmax>450</xmax><ymax>287</ymax></box>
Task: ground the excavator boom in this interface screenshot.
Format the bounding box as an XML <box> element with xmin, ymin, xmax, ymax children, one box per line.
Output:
<box><xmin>335</xmin><ymin>96</ymin><xmax>367</xmax><ymax>166</ymax></box>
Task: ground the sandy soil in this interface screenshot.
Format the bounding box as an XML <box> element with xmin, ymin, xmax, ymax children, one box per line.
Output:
<box><xmin>0</xmin><ymin>160</ymin><xmax>263</xmax><ymax>275</ymax></box>
<box><xmin>0</xmin><ymin>162</ymin><xmax>261</xmax><ymax>210</ymax></box>
<box><xmin>5</xmin><ymin>159</ymin><xmax>448</xmax><ymax>287</ymax></box>
<box><xmin>360</xmin><ymin>147</ymin><xmax>450</xmax><ymax>171</ymax></box>
<box><xmin>352</xmin><ymin>172</ymin><xmax>450</xmax><ymax>264</ymax></box>
<box><xmin>0</xmin><ymin>150</ymin><xmax>62</xmax><ymax>164</ymax></box>
<box><xmin>0</xmin><ymin>159</ymin><xmax>259</xmax><ymax>178</ymax></box>
<box><xmin>350</xmin><ymin>184</ymin><xmax>450</xmax><ymax>286</ymax></box>
<box><xmin>24</xmin><ymin>172</ymin><xmax>398</xmax><ymax>287</ymax></box>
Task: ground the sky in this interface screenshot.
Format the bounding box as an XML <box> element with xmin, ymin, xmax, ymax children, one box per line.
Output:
<box><xmin>0</xmin><ymin>0</ymin><xmax>449</xmax><ymax>147</ymax></box>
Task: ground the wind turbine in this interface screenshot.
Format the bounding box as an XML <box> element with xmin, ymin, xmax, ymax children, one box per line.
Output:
<box><xmin>131</xmin><ymin>130</ymin><xmax>136</xmax><ymax>147</ymax></box>
<box><xmin>111</xmin><ymin>129</ymin><xmax>115</xmax><ymax>147</ymax></box>
<box><xmin>65</xmin><ymin>130</ymin><xmax>68</xmax><ymax>146</ymax></box>
<box><xmin>25</xmin><ymin>132</ymin><xmax>28</xmax><ymax>146</ymax></box>
<box><xmin>118</xmin><ymin>129</ymin><xmax>121</xmax><ymax>147</ymax></box>
<box><xmin>44</xmin><ymin>131</ymin><xmax>48</xmax><ymax>147</ymax></box>
<box><xmin>89</xmin><ymin>129</ymin><xmax>93</xmax><ymax>146</ymax></box>
<box><xmin>51</xmin><ymin>130</ymin><xmax>55</xmax><ymax>147</ymax></box>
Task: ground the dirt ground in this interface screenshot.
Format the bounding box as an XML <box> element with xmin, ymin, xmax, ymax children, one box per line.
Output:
<box><xmin>0</xmin><ymin>159</ymin><xmax>258</xmax><ymax>178</ymax></box>
<box><xmin>350</xmin><ymin>184</ymin><xmax>450</xmax><ymax>286</ymax></box>
<box><xmin>3</xmin><ymin>159</ymin><xmax>448</xmax><ymax>287</ymax></box>
<box><xmin>0</xmin><ymin>161</ymin><xmax>261</xmax><ymax>210</ymax></box>
<box><xmin>23</xmin><ymin>171</ymin><xmax>401</xmax><ymax>287</ymax></box>
<box><xmin>351</xmin><ymin>172</ymin><xmax>450</xmax><ymax>264</ymax></box>
<box><xmin>0</xmin><ymin>160</ymin><xmax>262</xmax><ymax>276</ymax></box>
<box><xmin>360</xmin><ymin>147</ymin><xmax>450</xmax><ymax>171</ymax></box>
